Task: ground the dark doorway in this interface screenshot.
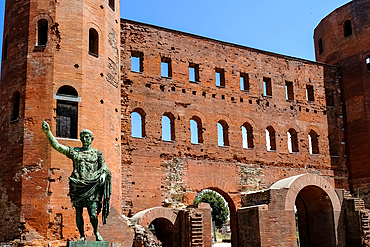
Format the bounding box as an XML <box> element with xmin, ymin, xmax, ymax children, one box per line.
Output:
<box><xmin>149</xmin><ymin>218</ymin><xmax>174</xmax><ymax>247</ymax></box>
<box><xmin>295</xmin><ymin>186</ymin><xmax>336</xmax><ymax>247</ymax></box>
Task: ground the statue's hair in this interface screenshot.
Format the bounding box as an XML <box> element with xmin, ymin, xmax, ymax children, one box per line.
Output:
<box><xmin>80</xmin><ymin>129</ymin><xmax>94</xmax><ymax>138</ymax></box>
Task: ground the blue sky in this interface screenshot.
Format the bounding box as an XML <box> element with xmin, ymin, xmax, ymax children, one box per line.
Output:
<box><xmin>0</xmin><ymin>0</ymin><xmax>351</xmax><ymax>61</ymax></box>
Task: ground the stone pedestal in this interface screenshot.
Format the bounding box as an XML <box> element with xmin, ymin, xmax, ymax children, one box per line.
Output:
<box><xmin>67</xmin><ymin>241</ymin><xmax>110</xmax><ymax>247</ymax></box>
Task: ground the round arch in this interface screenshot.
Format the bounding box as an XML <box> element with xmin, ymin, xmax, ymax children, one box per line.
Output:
<box><xmin>270</xmin><ymin>173</ymin><xmax>340</xmax><ymax>211</ymax></box>
<box><xmin>270</xmin><ymin>174</ymin><xmax>341</xmax><ymax>246</ymax></box>
<box><xmin>131</xmin><ymin>207</ymin><xmax>177</xmax><ymax>228</ymax></box>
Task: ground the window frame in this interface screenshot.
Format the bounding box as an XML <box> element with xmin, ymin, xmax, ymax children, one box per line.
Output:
<box><xmin>263</xmin><ymin>77</ymin><xmax>272</xmax><ymax>97</ymax></box>
<box><xmin>240</xmin><ymin>72</ymin><xmax>249</xmax><ymax>92</ymax></box>
<box><xmin>161</xmin><ymin>57</ymin><xmax>172</xmax><ymax>78</ymax></box>
<box><xmin>266</xmin><ymin>126</ymin><xmax>276</xmax><ymax>151</ymax></box>
<box><xmin>37</xmin><ymin>19</ymin><xmax>48</xmax><ymax>47</ymax></box>
<box><xmin>217</xmin><ymin>120</ymin><xmax>229</xmax><ymax>147</ymax></box>
<box><xmin>131</xmin><ymin>51</ymin><xmax>143</xmax><ymax>73</ymax></box>
<box><xmin>131</xmin><ymin>109</ymin><xmax>146</xmax><ymax>138</ymax></box>
<box><xmin>285</xmin><ymin>81</ymin><xmax>294</xmax><ymax>101</ymax></box>
<box><xmin>88</xmin><ymin>28</ymin><xmax>99</xmax><ymax>57</ymax></box>
<box><xmin>343</xmin><ymin>20</ymin><xmax>353</xmax><ymax>38</ymax></box>
<box><xmin>215</xmin><ymin>68</ymin><xmax>225</xmax><ymax>87</ymax></box>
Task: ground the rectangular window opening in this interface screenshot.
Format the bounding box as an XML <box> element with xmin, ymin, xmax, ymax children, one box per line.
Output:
<box><xmin>215</xmin><ymin>68</ymin><xmax>225</xmax><ymax>87</ymax></box>
<box><xmin>161</xmin><ymin>57</ymin><xmax>172</xmax><ymax>78</ymax></box>
<box><xmin>306</xmin><ymin>85</ymin><xmax>314</xmax><ymax>102</ymax></box>
<box><xmin>240</xmin><ymin>73</ymin><xmax>249</xmax><ymax>91</ymax></box>
<box><xmin>366</xmin><ymin>57</ymin><xmax>370</xmax><ymax>72</ymax></box>
<box><xmin>285</xmin><ymin>81</ymin><xmax>294</xmax><ymax>101</ymax></box>
<box><xmin>189</xmin><ymin>63</ymin><xmax>200</xmax><ymax>83</ymax></box>
<box><xmin>131</xmin><ymin>51</ymin><xmax>143</xmax><ymax>73</ymax></box>
<box><xmin>263</xmin><ymin>77</ymin><xmax>272</xmax><ymax>97</ymax></box>
<box><xmin>326</xmin><ymin>89</ymin><xmax>334</xmax><ymax>107</ymax></box>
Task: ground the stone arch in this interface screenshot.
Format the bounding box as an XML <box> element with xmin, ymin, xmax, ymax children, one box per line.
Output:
<box><xmin>238</xmin><ymin>116</ymin><xmax>257</xmax><ymax>130</ymax></box>
<box><xmin>270</xmin><ymin>173</ymin><xmax>340</xmax><ymax>211</ymax></box>
<box><xmin>304</xmin><ymin>124</ymin><xmax>323</xmax><ymax>137</ymax></box>
<box><xmin>131</xmin><ymin>207</ymin><xmax>177</xmax><ymax>228</ymax></box>
<box><xmin>185</xmin><ymin>110</ymin><xmax>207</xmax><ymax>128</ymax></box>
<box><xmin>31</xmin><ymin>13</ymin><xmax>54</xmax><ymax>26</ymax></box>
<box><xmin>131</xmin><ymin>207</ymin><xmax>177</xmax><ymax>247</ymax></box>
<box><xmin>271</xmin><ymin>174</ymin><xmax>341</xmax><ymax>246</ymax></box>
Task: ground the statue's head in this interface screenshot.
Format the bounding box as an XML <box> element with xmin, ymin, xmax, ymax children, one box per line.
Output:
<box><xmin>80</xmin><ymin>129</ymin><xmax>94</xmax><ymax>146</ymax></box>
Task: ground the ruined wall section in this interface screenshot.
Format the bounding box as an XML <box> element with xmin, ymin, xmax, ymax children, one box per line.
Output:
<box><xmin>120</xmin><ymin>20</ymin><xmax>347</xmax><ymax>217</ymax></box>
<box><xmin>314</xmin><ymin>0</ymin><xmax>370</xmax><ymax>204</ymax></box>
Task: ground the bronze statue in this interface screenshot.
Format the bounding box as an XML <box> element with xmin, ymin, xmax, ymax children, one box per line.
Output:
<box><xmin>42</xmin><ymin>120</ymin><xmax>111</xmax><ymax>241</ymax></box>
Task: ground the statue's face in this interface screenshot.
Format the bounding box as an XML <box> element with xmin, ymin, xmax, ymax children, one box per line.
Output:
<box><xmin>80</xmin><ymin>134</ymin><xmax>93</xmax><ymax>146</ymax></box>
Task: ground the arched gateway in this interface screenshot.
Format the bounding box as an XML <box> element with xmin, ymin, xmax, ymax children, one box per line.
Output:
<box><xmin>238</xmin><ymin>174</ymin><xmax>342</xmax><ymax>247</ymax></box>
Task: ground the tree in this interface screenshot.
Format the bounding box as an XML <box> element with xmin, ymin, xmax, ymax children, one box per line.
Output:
<box><xmin>193</xmin><ymin>190</ymin><xmax>229</xmax><ymax>228</ymax></box>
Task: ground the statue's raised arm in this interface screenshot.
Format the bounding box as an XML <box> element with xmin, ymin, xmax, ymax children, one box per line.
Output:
<box><xmin>42</xmin><ymin>119</ymin><xmax>69</xmax><ymax>155</ymax></box>
<box><xmin>41</xmin><ymin>119</ymin><xmax>111</xmax><ymax>241</ymax></box>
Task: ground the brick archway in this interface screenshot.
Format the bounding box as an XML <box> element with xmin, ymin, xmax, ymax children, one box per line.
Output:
<box><xmin>131</xmin><ymin>206</ymin><xmax>177</xmax><ymax>228</ymax></box>
<box><xmin>270</xmin><ymin>173</ymin><xmax>341</xmax><ymax>212</ymax></box>
<box><xmin>196</xmin><ymin>187</ymin><xmax>239</xmax><ymax>247</ymax></box>
<box><xmin>270</xmin><ymin>173</ymin><xmax>341</xmax><ymax>246</ymax></box>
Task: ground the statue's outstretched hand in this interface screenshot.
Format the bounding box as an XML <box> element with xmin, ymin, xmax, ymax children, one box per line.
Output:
<box><xmin>42</xmin><ymin>119</ymin><xmax>50</xmax><ymax>133</ymax></box>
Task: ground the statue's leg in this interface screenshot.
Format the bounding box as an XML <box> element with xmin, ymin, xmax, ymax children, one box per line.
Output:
<box><xmin>87</xmin><ymin>206</ymin><xmax>103</xmax><ymax>241</ymax></box>
<box><xmin>75</xmin><ymin>207</ymin><xmax>85</xmax><ymax>241</ymax></box>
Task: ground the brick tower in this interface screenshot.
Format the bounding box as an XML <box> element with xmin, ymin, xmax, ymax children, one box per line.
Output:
<box><xmin>0</xmin><ymin>0</ymin><xmax>121</xmax><ymax>241</ymax></box>
<box><xmin>314</xmin><ymin>0</ymin><xmax>370</xmax><ymax>205</ymax></box>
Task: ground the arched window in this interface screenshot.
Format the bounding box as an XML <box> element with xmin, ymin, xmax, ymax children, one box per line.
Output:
<box><xmin>3</xmin><ymin>35</ymin><xmax>8</xmax><ymax>61</ymax></box>
<box><xmin>109</xmin><ymin>0</ymin><xmax>115</xmax><ymax>10</ymax></box>
<box><xmin>287</xmin><ymin>128</ymin><xmax>299</xmax><ymax>153</ymax></box>
<box><xmin>343</xmin><ymin>20</ymin><xmax>352</xmax><ymax>38</ymax></box>
<box><xmin>162</xmin><ymin>112</ymin><xmax>175</xmax><ymax>141</ymax></box>
<box><xmin>190</xmin><ymin>116</ymin><xmax>203</xmax><ymax>144</ymax></box>
<box><xmin>308</xmin><ymin>130</ymin><xmax>319</xmax><ymax>155</ymax></box>
<box><xmin>37</xmin><ymin>19</ymin><xmax>48</xmax><ymax>46</ymax></box>
<box><xmin>89</xmin><ymin>28</ymin><xmax>99</xmax><ymax>57</ymax></box>
<box><xmin>10</xmin><ymin>91</ymin><xmax>20</xmax><ymax>121</ymax></box>
<box><xmin>131</xmin><ymin>109</ymin><xmax>145</xmax><ymax>138</ymax></box>
<box><xmin>265</xmin><ymin>126</ymin><xmax>276</xmax><ymax>151</ymax></box>
<box><xmin>241</xmin><ymin>123</ymin><xmax>253</xmax><ymax>149</ymax></box>
<box><xmin>217</xmin><ymin>120</ymin><xmax>229</xmax><ymax>147</ymax></box>
<box><xmin>56</xmin><ymin>86</ymin><xmax>79</xmax><ymax>139</ymax></box>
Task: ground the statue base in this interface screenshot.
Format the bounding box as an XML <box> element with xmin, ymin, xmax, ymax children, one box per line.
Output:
<box><xmin>67</xmin><ymin>241</ymin><xmax>110</xmax><ymax>247</ymax></box>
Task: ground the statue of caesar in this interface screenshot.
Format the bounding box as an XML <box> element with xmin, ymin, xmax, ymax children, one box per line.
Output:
<box><xmin>42</xmin><ymin>119</ymin><xmax>111</xmax><ymax>241</ymax></box>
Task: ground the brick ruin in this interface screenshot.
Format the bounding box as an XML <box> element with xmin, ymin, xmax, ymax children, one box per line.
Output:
<box><xmin>0</xmin><ymin>0</ymin><xmax>370</xmax><ymax>246</ymax></box>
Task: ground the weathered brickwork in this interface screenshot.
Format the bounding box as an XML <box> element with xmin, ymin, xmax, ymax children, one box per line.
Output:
<box><xmin>1</xmin><ymin>0</ymin><xmax>368</xmax><ymax>246</ymax></box>
<box><xmin>314</xmin><ymin>0</ymin><xmax>370</xmax><ymax>206</ymax></box>
<box><xmin>0</xmin><ymin>0</ymin><xmax>123</xmax><ymax>243</ymax></box>
<box><xmin>120</xmin><ymin>19</ymin><xmax>347</xmax><ymax>246</ymax></box>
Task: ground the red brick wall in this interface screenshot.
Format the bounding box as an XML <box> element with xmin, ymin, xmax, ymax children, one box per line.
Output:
<box><xmin>314</xmin><ymin>0</ymin><xmax>370</xmax><ymax>204</ymax></box>
<box><xmin>0</xmin><ymin>0</ymin><xmax>31</xmax><ymax>240</ymax></box>
<box><xmin>120</xmin><ymin>18</ymin><xmax>347</xmax><ymax>211</ymax></box>
<box><xmin>120</xmin><ymin>19</ymin><xmax>347</xmax><ymax>245</ymax></box>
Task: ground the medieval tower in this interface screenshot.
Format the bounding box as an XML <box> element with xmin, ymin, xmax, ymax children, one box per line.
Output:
<box><xmin>314</xmin><ymin>0</ymin><xmax>370</xmax><ymax>205</ymax></box>
<box><xmin>0</xmin><ymin>0</ymin><xmax>121</xmax><ymax>241</ymax></box>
